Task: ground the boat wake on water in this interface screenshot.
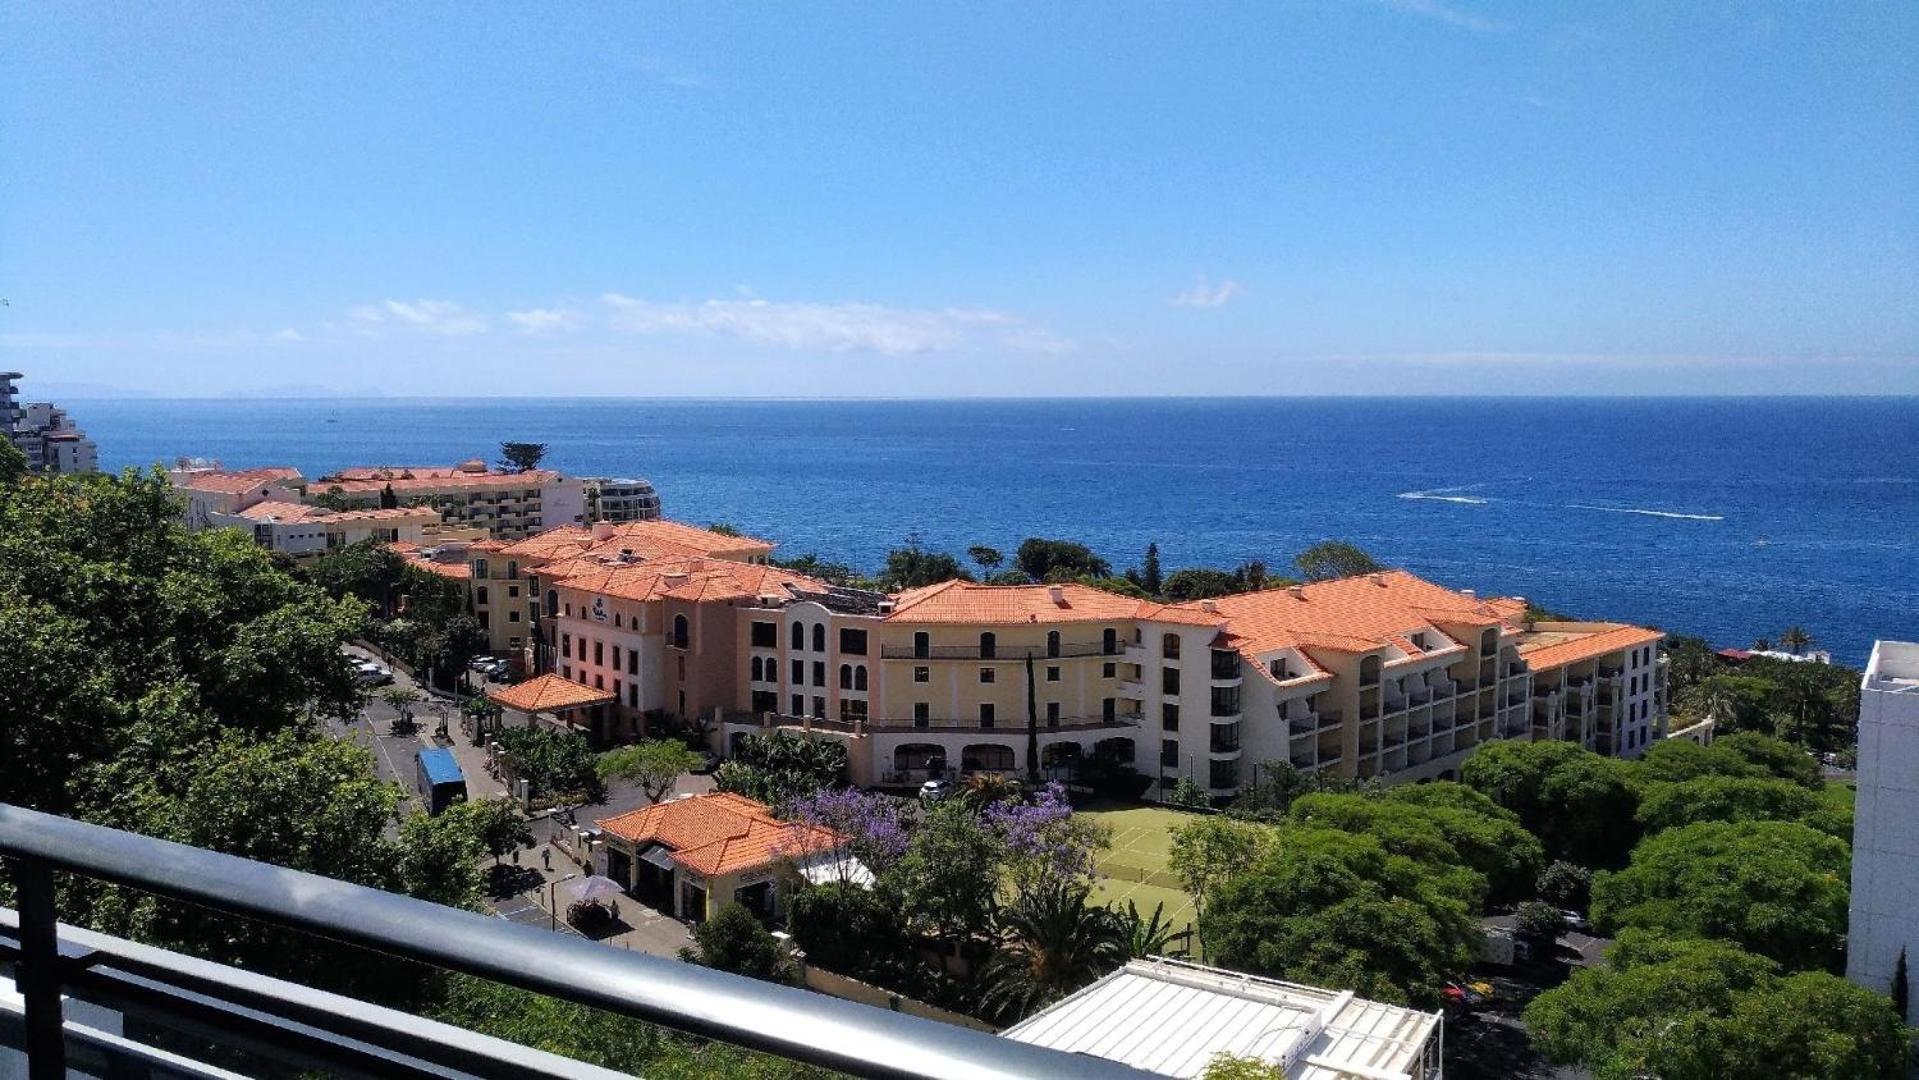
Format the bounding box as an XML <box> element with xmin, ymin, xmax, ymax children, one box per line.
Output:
<box><xmin>1565</xmin><ymin>504</ymin><xmax>1724</xmax><ymax>522</ymax></box>
<box><xmin>1396</xmin><ymin>485</ymin><xmax>1491</xmax><ymax>506</ymax></box>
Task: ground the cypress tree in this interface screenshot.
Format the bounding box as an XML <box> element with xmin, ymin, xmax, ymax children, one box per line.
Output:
<box><xmin>1893</xmin><ymin>948</ymin><xmax>1909</xmax><ymax>1022</ymax></box>
<box><xmin>1142</xmin><ymin>543</ymin><xmax>1163</xmax><ymax>595</ymax></box>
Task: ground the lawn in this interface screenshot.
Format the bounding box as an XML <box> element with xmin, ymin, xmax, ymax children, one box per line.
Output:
<box><xmin>1079</xmin><ymin>803</ymin><xmax>1203</xmax><ymax>936</ymax></box>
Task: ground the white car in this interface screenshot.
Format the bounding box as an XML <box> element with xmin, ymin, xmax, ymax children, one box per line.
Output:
<box><xmin>919</xmin><ymin>779</ymin><xmax>952</xmax><ymax>802</ymax></box>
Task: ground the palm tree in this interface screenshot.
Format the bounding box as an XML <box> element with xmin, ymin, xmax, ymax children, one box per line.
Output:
<box><xmin>1778</xmin><ymin>626</ymin><xmax>1813</xmax><ymax>656</ymax></box>
<box><xmin>963</xmin><ymin>772</ymin><xmax>1022</xmax><ymax>809</ymax></box>
<box><xmin>977</xmin><ymin>881</ymin><xmax>1128</xmax><ymax>1022</ymax></box>
<box><xmin>1770</xmin><ymin>670</ymin><xmax>1833</xmax><ymax>746</ymax></box>
<box><xmin>1752</xmin><ymin>637</ymin><xmax>1774</xmax><ymax>652</ymax></box>
<box><xmin>1111</xmin><ymin>899</ymin><xmax>1193</xmax><ymax>959</ymax></box>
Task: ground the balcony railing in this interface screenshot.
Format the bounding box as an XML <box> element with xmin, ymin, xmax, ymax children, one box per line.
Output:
<box><xmin>879</xmin><ymin>641</ymin><xmax>1118</xmax><ymax>660</ymax></box>
<box><xmin>0</xmin><ymin>804</ymin><xmax>1139</xmax><ymax>1080</ymax></box>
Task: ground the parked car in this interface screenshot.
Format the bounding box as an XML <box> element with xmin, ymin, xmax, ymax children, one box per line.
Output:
<box><xmin>353</xmin><ymin>659</ymin><xmax>393</xmax><ymax>686</ymax></box>
<box><xmin>467</xmin><ymin>655</ymin><xmax>497</xmax><ymax>672</ymax></box>
<box><xmin>1560</xmin><ymin>909</ymin><xmax>1592</xmax><ymax>934</ymax></box>
<box><xmin>919</xmin><ymin>779</ymin><xmax>952</xmax><ymax>803</ymax></box>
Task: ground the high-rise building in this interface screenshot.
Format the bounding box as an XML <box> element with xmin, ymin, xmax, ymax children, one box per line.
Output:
<box><xmin>1846</xmin><ymin>640</ymin><xmax>1919</xmax><ymax>1018</ymax></box>
<box><xmin>0</xmin><ymin>371</ymin><xmax>99</xmax><ymax>474</ymax></box>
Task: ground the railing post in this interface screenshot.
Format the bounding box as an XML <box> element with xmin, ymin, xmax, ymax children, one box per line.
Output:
<box><xmin>15</xmin><ymin>858</ymin><xmax>66</xmax><ymax>1080</ymax></box>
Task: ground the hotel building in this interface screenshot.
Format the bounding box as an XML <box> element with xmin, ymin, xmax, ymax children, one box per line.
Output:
<box><xmin>715</xmin><ymin>570</ymin><xmax>1665</xmax><ymax>798</ymax></box>
<box><xmin>310</xmin><ymin>460</ymin><xmax>586</xmax><ymax>541</ymax></box>
<box><xmin>1846</xmin><ymin>640</ymin><xmax>1919</xmax><ymax>1019</ymax></box>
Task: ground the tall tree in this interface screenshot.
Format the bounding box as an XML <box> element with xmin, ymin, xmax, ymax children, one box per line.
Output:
<box><xmin>1293</xmin><ymin>540</ymin><xmax>1383</xmax><ymax>582</ymax></box>
<box><xmin>1025</xmin><ymin>654</ymin><xmax>1041</xmax><ymax>785</ymax></box>
<box><xmin>496</xmin><ymin>441</ymin><xmax>548</xmax><ymax>472</ymax></box>
<box><xmin>967</xmin><ymin>545</ymin><xmax>1003</xmax><ymax>575</ymax></box>
<box><xmin>379</xmin><ymin>482</ymin><xmax>399</xmax><ymax>509</ymax></box>
<box><xmin>977</xmin><ymin>880</ymin><xmax>1127</xmax><ymax>1022</ymax></box>
<box><xmin>1777</xmin><ymin>626</ymin><xmax>1813</xmax><ymax>655</ymax></box>
<box><xmin>1140</xmin><ymin>542</ymin><xmax>1163</xmax><ymax>595</ymax></box>
<box><xmin>598</xmin><ymin>740</ymin><xmax>706</xmax><ymax>804</ymax></box>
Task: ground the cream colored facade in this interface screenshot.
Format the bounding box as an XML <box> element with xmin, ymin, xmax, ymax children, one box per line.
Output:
<box><xmin>721</xmin><ymin>574</ymin><xmax>1667</xmax><ymax>800</ymax></box>
<box><xmin>313</xmin><ymin>460</ymin><xmax>586</xmax><ymax>541</ymax></box>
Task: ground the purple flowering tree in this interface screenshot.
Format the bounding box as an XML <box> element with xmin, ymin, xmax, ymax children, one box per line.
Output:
<box><xmin>984</xmin><ymin>781</ymin><xmax>1110</xmax><ymax>890</ymax></box>
<box><xmin>782</xmin><ymin>788</ymin><xmax>910</xmax><ymax>881</ymax></box>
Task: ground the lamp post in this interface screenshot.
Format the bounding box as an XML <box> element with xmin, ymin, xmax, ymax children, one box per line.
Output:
<box><xmin>548</xmin><ymin>872</ymin><xmax>578</xmax><ymax>932</ymax></box>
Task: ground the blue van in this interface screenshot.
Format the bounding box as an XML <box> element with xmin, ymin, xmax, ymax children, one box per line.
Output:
<box><xmin>416</xmin><ymin>748</ymin><xmax>468</xmax><ymax>816</ymax></box>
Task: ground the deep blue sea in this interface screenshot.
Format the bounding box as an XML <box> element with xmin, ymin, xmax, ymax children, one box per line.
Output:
<box><xmin>73</xmin><ymin>396</ymin><xmax>1918</xmax><ymax>665</ymax></box>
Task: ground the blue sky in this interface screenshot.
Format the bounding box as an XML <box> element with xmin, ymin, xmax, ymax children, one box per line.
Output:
<box><xmin>2</xmin><ymin>2</ymin><xmax>1914</xmax><ymax>397</ymax></box>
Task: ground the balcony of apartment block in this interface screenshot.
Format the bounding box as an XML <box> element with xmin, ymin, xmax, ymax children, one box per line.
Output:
<box><xmin>0</xmin><ymin>805</ymin><xmax>1123</xmax><ymax>1080</ymax></box>
<box><xmin>1120</xmin><ymin>641</ymin><xmax>1149</xmax><ymax>664</ymax></box>
<box><xmin>1207</xmin><ymin>723</ymin><xmax>1242</xmax><ymax>758</ymax></box>
<box><xmin>879</xmin><ymin>640</ymin><xmax>1117</xmax><ymax>661</ymax></box>
<box><xmin>872</xmin><ymin>713</ymin><xmax>1138</xmax><ymax>735</ymax></box>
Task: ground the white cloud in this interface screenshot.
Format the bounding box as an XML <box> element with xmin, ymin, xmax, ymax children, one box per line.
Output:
<box><xmin>350</xmin><ymin>299</ymin><xmax>487</xmax><ymax>336</ymax></box>
<box><xmin>1362</xmin><ymin>0</ymin><xmax>1498</xmax><ymax>33</ymax></box>
<box><xmin>1170</xmin><ymin>275</ymin><xmax>1245</xmax><ymax>309</ymax></box>
<box><xmin>506</xmin><ymin>307</ymin><xmax>584</xmax><ymax>334</ymax></box>
<box><xmin>601</xmin><ymin>293</ymin><xmax>1045</xmax><ymax>355</ymax></box>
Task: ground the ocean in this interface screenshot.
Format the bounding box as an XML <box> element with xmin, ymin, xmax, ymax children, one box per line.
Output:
<box><xmin>73</xmin><ymin>396</ymin><xmax>1919</xmax><ymax>666</ymax></box>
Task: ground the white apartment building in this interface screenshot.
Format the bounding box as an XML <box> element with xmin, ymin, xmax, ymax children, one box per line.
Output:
<box><xmin>170</xmin><ymin>466</ymin><xmax>310</xmax><ymax>528</ymax></box>
<box><xmin>584</xmin><ymin>477</ymin><xmax>663</xmax><ymax>522</ymax></box>
<box><xmin>312</xmin><ymin>460</ymin><xmax>586</xmax><ymax>541</ymax></box>
<box><xmin>2</xmin><ymin>373</ymin><xmax>99</xmax><ymax>474</ymax></box>
<box><xmin>1846</xmin><ymin>640</ymin><xmax>1919</xmax><ymax>1019</ymax></box>
<box><xmin>208</xmin><ymin>500</ymin><xmax>445</xmax><ymax>556</ymax></box>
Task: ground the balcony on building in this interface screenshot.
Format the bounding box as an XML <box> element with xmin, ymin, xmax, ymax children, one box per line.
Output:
<box><xmin>0</xmin><ymin>805</ymin><xmax>1128</xmax><ymax>1080</ymax></box>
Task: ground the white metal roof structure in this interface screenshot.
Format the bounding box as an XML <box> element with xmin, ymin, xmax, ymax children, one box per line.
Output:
<box><xmin>999</xmin><ymin>958</ymin><xmax>1443</xmax><ymax>1080</ymax></box>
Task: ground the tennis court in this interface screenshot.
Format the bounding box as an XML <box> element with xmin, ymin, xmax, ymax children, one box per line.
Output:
<box><xmin>1080</xmin><ymin>804</ymin><xmax>1201</xmax><ymax>936</ymax></box>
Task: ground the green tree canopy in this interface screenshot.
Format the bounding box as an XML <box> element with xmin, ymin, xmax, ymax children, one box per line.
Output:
<box><xmin>1168</xmin><ymin>816</ymin><xmax>1274</xmax><ymax>917</ymax></box>
<box><xmin>887</xmin><ymin>800</ymin><xmax>1005</xmax><ymax>941</ymax></box>
<box><xmin>598</xmin><ymin>739</ymin><xmax>706</xmax><ymax>804</ymax></box>
<box><xmin>876</xmin><ymin>544</ymin><xmax>970</xmax><ymax>589</ymax></box>
<box><xmin>1635</xmin><ymin>775</ymin><xmax>1842</xmax><ymax>838</ymax></box>
<box><xmin>712</xmin><ymin>730</ymin><xmax>848</xmax><ymax>804</ymax></box>
<box><xmin>1286</xmin><ymin>793</ymin><xmax>1489</xmax><ymax>907</ymax></box>
<box><xmin>1459</xmin><ymin>740</ymin><xmax>1641</xmax><ymax>867</ymax></box>
<box><xmin>1014</xmin><ymin>537</ymin><xmax>1111</xmax><ymax>581</ymax></box>
<box><xmin>1714</xmin><ymin>731</ymin><xmax>1823</xmax><ymax>787</ymax></box>
<box><xmin>977</xmin><ymin>879</ymin><xmax>1127</xmax><ymax>1022</ymax></box>
<box><xmin>1377</xmin><ymin>782</ymin><xmax>1546</xmax><ymax>907</ymax></box>
<box><xmin>1526</xmin><ymin>931</ymin><xmax>1907</xmax><ymax>1080</ymax></box>
<box><xmin>1162</xmin><ymin>567</ymin><xmax>1246</xmax><ymax>602</ymax></box>
<box><xmin>1590</xmin><ymin>820</ymin><xmax>1851</xmax><ymax>971</ymax></box>
<box><xmin>497</xmin><ymin>441</ymin><xmax>548</xmax><ymax>472</ymax></box>
<box><xmin>496</xmin><ymin>725</ymin><xmax>604</xmax><ymax>802</ymax></box>
<box><xmin>967</xmin><ymin>545</ymin><xmax>1003</xmax><ymax>573</ymax></box>
<box><xmin>1198</xmin><ymin>826</ymin><xmax>1479</xmax><ymax>1006</ymax></box>
<box><xmin>684</xmin><ymin>902</ymin><xmax>794</xmax><ymax>983</ymax></box>
<box><xmin>1293</xmin><ymin>540</ymin><xmax>1383</xmax><ymax>582</ymax></box>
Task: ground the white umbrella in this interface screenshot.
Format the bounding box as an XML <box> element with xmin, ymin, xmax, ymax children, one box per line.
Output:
<box><xmin>561</xmin><ymin>875</ymin><xmax>627</xmax><ymax>904</ymax></box>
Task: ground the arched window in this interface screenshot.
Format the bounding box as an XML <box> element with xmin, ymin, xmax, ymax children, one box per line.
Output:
<box><xmin>839</xmin><ymin>664</ymin><xmax>853</xmax><ymax>690</ymax></box>
<box><xmin>1047</xmin><ymin>630</ymin><xmax>1061</xmax><ymax>658</ymax></box>
<box><xmin>672</xmin><ymin>614</ymin><xmax>689</xmax><ymax>649</ymax></box>
<box><xmin>750</xmin><ymin>656</ymin><xmax>764</xmax><ymax>681</ymax></box>
<box><xmin>545</xmin><ymin>590</ymin><xmax>559</xmax><ymax>617</ymax></box>
<box><xmin>812</xmin><ymin>624</ymin><xmax>826</xmax><ymax>652</ymax></box>
<box><xmin>791</xmin><ymin>621</ymin><xmax>804</xmax><ymax>649</ymax></box>
<box><xmin>1162</xmin><ymin>633</ymin><xmax>1182</xmax><ymax>660</ymax></box>
<box><xmin>980</xmin><ymin>632</ymin><xmax>997</xmax><ymax>659</ymax></box>
<box><xmin>854</xmin><ymin>665</ymin><xmax>868</xmax><ymax>691</ymax></box>
<box><xmin>1359</xmin><ymin>654</ymin><xmax>1382</xmax><ymax>686</ymax></box>
<box><xmin>1481</xmin><ymin>628</ymin><xmax>1499</xmax><ymax>655</ymax></box>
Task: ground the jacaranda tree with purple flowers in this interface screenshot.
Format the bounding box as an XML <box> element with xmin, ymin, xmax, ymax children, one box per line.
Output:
<box><xmin>984</xmin><ymin>781</ymin><xmax>1110</xmax><ymax>890</ymax></box>
<box><xmin>782</xmin><ymin>787</ymin><xmax>910</xmax><ymax>879</ymax></box>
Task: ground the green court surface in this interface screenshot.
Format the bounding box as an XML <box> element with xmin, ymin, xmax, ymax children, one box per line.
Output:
<box><xmin>1079</xmin><ymin>804</ymin><xmax>1202</xmax><ymax>936</ymax></box>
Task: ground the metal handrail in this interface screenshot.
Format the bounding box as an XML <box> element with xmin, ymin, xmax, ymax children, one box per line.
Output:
<box><xmin>0</xmin><ymin>804</ymin><xmax>1150</xmax><ymax>1080</ymax></box>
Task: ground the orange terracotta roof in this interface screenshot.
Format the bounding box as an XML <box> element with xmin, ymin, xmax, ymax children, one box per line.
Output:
<box><xmin>598</xmin><ymin>792</ymin><xmax>841</xmax><ymax>877</ymax></box>
<box><xmin>488</xmin><ymin>673</ymin><xmax>615</xmax><ymax>713</ymax></box>
<box><xmin>553</xmin><ymin>557</ymin><xmax>824</xmax><ymax>605</ymax></box>
<box><xmin>231</xmin><ymin>500</ymin><xmax>434</xmax><ymax>524</ymax></box>
<box><xmin>321</xmin><ymin>469</ymin><xmax>563</xmax><ymax>494</ymax></box>
<box><xmin>1515</xmin><ymin>623</ymin><xmax>1664</xmax><ymax>670</ymax></box>
<box><xmin>497</xmin><ymin>521</ymin><xmax>773</xmax><ymax>569</ymax></box>
<box><xmin>1159</xmin><ymin>570</ymin><xmax>1517</xmax><ymax>664</ymax></box>
<box><xmin>174</xmin><ymin>467</ymin><xmax>303</xmax><ymax>495</ymax></box>
<box><xmin>885</xmin><ymin>580</ymin><xmax>1145</xmax><ymax>625</ymax></box>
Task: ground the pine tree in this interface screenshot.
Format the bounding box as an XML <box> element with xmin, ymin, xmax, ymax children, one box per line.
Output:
<box><xmin>1142</xmin><ymin>543</ymin><xmax>1163</xmax><ymax>595</ymax></box>
<box><xmin>1893</xmin><ymin>948</ymin><xmax>1909</xmax><ymax>1022</ymax></box>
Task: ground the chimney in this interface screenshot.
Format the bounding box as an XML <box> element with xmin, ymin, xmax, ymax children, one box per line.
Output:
<box><xmin>591</xmin><ymin>521</ymin><xmax>615</xmax><ymax>541</ymax></box>
<box><xmin>1200</xmin><ymin>599</ymin><xmax>1218</xmax><ymax>613</ymax></box>
<box><xmin>1462</xmin><ymin>588</ymin><xmax>1476</xmax><ymax>600</ymax></box>
<box><xmin>1368</xmin><ymin>573</ymin><xmax>1384</xmax><ymax>586</ymax></box>
<box><xmin>1047</xmin><ymin>585</ymin><xmax>1066</xmax><ymax>604</ymax></box>
<box><xmin>1288</xmin><ymin>586</ymin><xmax>1305</xmax><ymax>600</ymax></box>
<box><xmin>664</xmin><ymin>571</ymin><xmax>690</xmax><ymax>586</ymax></box>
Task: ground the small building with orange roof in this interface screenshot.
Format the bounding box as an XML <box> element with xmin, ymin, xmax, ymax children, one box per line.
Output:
<box><xmin>309</xmin><ymin>458</ymin><xmax>586</xmax><ymax>542</ymax></box>
<box><xmin>596</xmin><ymin>792</ymin><xmax>853</xmax><ymax>923</ymax></box>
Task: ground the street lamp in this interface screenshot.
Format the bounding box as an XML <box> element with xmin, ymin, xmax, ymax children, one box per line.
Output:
<box><xmin>548</xmin><ymin>872</ymin><xmax>578</xmax><ymax>931</ymax></box>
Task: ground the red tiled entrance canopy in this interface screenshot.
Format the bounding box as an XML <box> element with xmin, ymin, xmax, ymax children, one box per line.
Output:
<box><xmin>487</xmin><ymin>674</ymin><xmax>615</xmax><ymax>714</ymax></box>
